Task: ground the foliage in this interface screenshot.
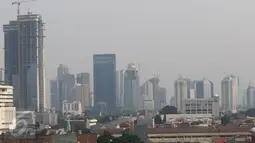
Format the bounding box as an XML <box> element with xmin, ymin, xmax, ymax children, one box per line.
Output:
<box><xmin>245</xmin><ymin>119</ymin><xmax>253</xmax><ymax>123</ymax></box>
<box><xmin>159</xmin><ymin>106</ymin><xmax>178</xmax><ymax>114</ymax></box>
<box><xmin>221</xmin><ymin>115</ymin><xmax>231</xmax><ymax>125</ymax></box>
<box><xmin>97</xmin><ymin>131</ymin><xmax>116</xmax><ymax>143</ymax></box>
<box><xmin>114</xmin><ymin>134</ymin><xmax>141</xmax><ymax>143</ymax></box>
<box><xmin>154</xmin><ymin>115</ymin><xmax>162</xmax><ymax>124</ymax></box>
<box><xmin>97</xmin><ymin>131</ymin><xmax>142</xmax><ymax>143</ymax></box>
<box><xmin>246</xmin><ymin>108</ymin><xmax>255</xmax><ymax>117</ymax></box>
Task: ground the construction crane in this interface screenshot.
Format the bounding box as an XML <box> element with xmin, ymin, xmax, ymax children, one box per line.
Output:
<box><xmin>12</xmin><ymin>0</ymin><xmax>36</xmax><ymax>109</ymax></box>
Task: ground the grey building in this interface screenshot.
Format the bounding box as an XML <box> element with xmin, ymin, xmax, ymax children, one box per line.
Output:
<box><xmin>50</xmin><ymin>80</ymin><xmax>58</xmax><ymax>109</ymax></box>
<box><xmin>116</xmin><ymin>70</ymin><xmax>125</xmax><ymax>107</ymax></box>
<box><xmin>124</xmin><ymin>63</ymin><xmax>142</xmax><ymax>111</ymax></box>
<box><xmin>93</xmin><ymin>54</ymin><xmax>116</xmax><ymax>113</ymax></box>
<box><xmin>3</xmin><ymin>13</ymin><xmax>46</xmax><ymax>112</ymax></box>
<box><xmin>56</xmin><ymin>64</ymin><xmax>76</xmax><ymax>111</ymax></box>
<box><xmin>158</xmin><ymin>87</ymin><xmax>167</xmax><ymax>109</ymax></box>
<box><xmin>195</xmin><ymin>78</ymin><xmax>214</xmax><ymax>98</ymax></box>
<box><xmin>76</xmin><ymin>72</ymin><xmax>90</xmax><ymax>85</ymax></box>
<box><xmin>247</xmin><ymin>86</ymin><xmax>255</xmax><ymax>109</ymax></box>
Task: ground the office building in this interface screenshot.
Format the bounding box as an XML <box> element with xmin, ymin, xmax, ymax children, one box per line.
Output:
<box><xmin>3</xmin><ymin>13</ymin><xmax>46</xmax><ymax>112</ymax></box>
<box><xmin>195</xmin><ymin>78</ymin><xmax>214</xmax><ymax>98</ymax></box>
<box><xmin>158</xmin><ymin>87</ymin><xmax>167</xmax><ymax>109</ymax></box>
<box><xmin>0</xmin><ymin>84</ymin><xmax>16</xmax><ymax>133</ymax></box>
<box><xmin>182</xmin><ymin>96</ymin><xmax>220</xmax><ymax>117</ymax></box>
<box><xmin>148</xmin><ymin>77</ymin><xmax>160</xmax><ymax>109</ymax></box>
<box><xmin>116</xmin><ymin>70</ymin><xmax>125</xmax><ymax>107</ymax></box>
<box><xmin>76</xmin><ymin>72</ymin><xmax>90</xmax><ymax>85</ymax></box>
<box><xmin>174</xmin><ymin>75</ymin><xmax>190</xmax><ymax>112</ymax></box>
<box><xmin>141</xmin><ymin>80</ymin><xmax>154</xmax><ymax>101</ymax></box>
<box><xmin>93</xmin><ymin>54</ymin><xmax>116</xmax><ymax>113</ymax></box>
<box><xmin>221</xmin><ymin>75</ymin><xmax>239</xmax><ymax>113</ymax></box>
<box><xmin>50</xmin><ymin>80</ymin><xmax>58</xmax><ymax>109</ymax></box>
<box><xmin>124</xmin><ymin>63</ymin><xmax>142</xmax><ymax>111</ymax></box>
<box><xmin>57</xmin><ymin>64</ymin><xmax>69</xmax><ymax>80</ymax></box>
<box><xmin>75</xmin><ymin>84</ymin><xmax>90</xmax><ymax>111</ymax></box>
<box><xmin>247</xmin><ymin>86</ymin><xmax>255</xmax><ymax>109</ymax></box>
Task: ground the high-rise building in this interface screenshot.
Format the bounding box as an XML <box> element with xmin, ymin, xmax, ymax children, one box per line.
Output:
<box><xmin>75</xmin><ymin>84</ymin><xmax>90</xmax><ymax>111</ymax></box>
<box><xmin>56</xmin><ymin>64</ymin><xmax>75</xmax><ymax>111</ymax></box>
<box><xmin>174</xmin><ymin>75</ymin><xmax>190</xmax><ymax>112</ymax></box>
<box><xmin>221</xmin><ymin>75</ymin><xmax>239</xmax><ymax>113</ymax></box>
<box><xmin>57</xmin><ymin>64</ymin><xmax>69</xmax><ymax>80</ymax></box>
<box><xmin>247</xmin><ymin>86</ymin><xmax>255</xmax><ymax>109</ymax></box>
<box><xmin>195</xmin><ymin>78</ymin><xmax>214</xmax><ymax>98</ymax></box>
<box><xmin>93</xmin><ymin>54</ymin><xmax>116</xmax><ymax>113</ymax></box>
<box><xmin>158</xmin><ymin>87</ymin><xmax>167</xmax><ymax>108</ymax></box>
<box><xmin>50</xmin><ymin>80</ymin><xmax>58</xmax><ymax>109</ymax></box>
<box><xmin>124</xmin><ymin>63</ymin><xmax>142</xmax><ymax>111</ymax></box>
<box><xmin>141</xmin><ymin>80</ymin><xmax>154</xmax><ymax>101</ymax></box>
<box><xmin>116</xmin><ymin>70</ymin><xmax>125</xmax><ymax>107</ymax></box>
<box><xmin>3</xmin><ymin>13</ymin><xmax>46</xmax><ymax>112</ymax></box>
<box><xmin>77</xmin><ymin>73</ymin><xmax>90</xmax><ymax>85</ymax></box>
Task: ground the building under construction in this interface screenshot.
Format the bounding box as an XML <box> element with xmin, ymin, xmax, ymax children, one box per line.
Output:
<box><xmin>3</xmin><ymin>13</ymin><xmax>46</xmax><ymax>112</ymax></box>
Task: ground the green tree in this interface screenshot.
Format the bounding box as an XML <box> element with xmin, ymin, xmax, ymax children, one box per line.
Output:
<box><xmin>154</xmin><ymin>115</ymin><xmax>162</xmax><ymax>124</ymax></box>
<box><xmin>115</xmin><ymin>134</ymin><xmax>141</xmax><ymax>143</ymax></box>
<box><xmin>97</xmin><ymin>131</ymin><xmax>116</xmax><ymax>143</ymax></box>
<box><xmin>221</xmin><ymin>115</ymin><xmax>231</xmax><ymax>125</ymax></box>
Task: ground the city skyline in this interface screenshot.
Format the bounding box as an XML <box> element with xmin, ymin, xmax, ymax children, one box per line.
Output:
<box><xmin>2</xmin><ymin>0</ymin><xmax>255</xmax><ymax>103</ymax></box>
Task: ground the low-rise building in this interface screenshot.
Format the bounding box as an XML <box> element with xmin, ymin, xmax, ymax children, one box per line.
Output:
<box><xmin>62</xmin><ymin>101</ymin><xmax>82</xmax><ymax>116</ymax></box>
<box><xmin>0</xmin><ymin>84</ymin><xmax>16</xmax><ymax>133</ymax></box>
<box><xmin>182</xmin><ymin>96</ymin><xmax>220</xmax><ymax>117</ymax></box>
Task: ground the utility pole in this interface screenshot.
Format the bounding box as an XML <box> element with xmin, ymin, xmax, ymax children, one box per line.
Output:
<box><xmin>12</xmin><ymin>0</ymin><xmax>36</xmax><ymax>110</ymax></box>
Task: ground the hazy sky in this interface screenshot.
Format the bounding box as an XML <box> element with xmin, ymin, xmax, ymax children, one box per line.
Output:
<box><xmin>1</xmin><ymin>0</ymin><xmax>255</xmax><ymax>102</ymax></box>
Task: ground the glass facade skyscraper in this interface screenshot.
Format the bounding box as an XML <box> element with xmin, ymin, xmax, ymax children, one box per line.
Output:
<box><xmin>93</xmin><ymin>54</ymin><xmax>116</xmax><ymax>113</ymax></box>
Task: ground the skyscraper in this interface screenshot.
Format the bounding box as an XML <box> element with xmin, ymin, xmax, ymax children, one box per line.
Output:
<box><xmin>195</xmin><ymin>78</ymin><xmax>214</xmax><ymax>98</ymax></box>
<box><xmin>221</xmin><ymin>75</ymin><xmax>239</xmax><ymax>113</ymax></box>
<box><xmin>76</xmin><ymin>73</ymin><xmax>90</xmax><ymax>85</ymax></box>
<box><xmin>116</xmin><ymin>70</ymin><xmax>125</xmax><ymax>107</ymax></box>
<box><xmin>124</xmin><ymin>63</ymin><xmax>142</xmax><ymax>111</ymax></box>
<box><xmin>247</xmin><ymin>85</ymin><xmax>255</xmax><ymax>109</ymax></box>
<box><xmin>56</xmin><ymin>64</ymin><xmax>75</xmax><ymax>111</ymax></box>
<box><xmin>50</xmin><ymin>80</ymin><xmax>58</xmax><ymax>109</ymax></box>
<box><xmin>57</xmin><ymin>64</ymin><xmax>69</xmax><ymax>80</ymax></box>
<box><xmin>93</xmin><ymin>54</ymin><xmax>116</xmax><ymax>113</ymax></box>
<box><xmin>75</xmin><ymin>84</ymin><xmax>90</xmax><ymax>111</ymax></box>
<box><xmin>3</xmin><ymin>13</ymin><xmax>46</xmax><ymax>112</ymax></box>
<box><xmin>174</xmin><ymin>75</ymin><xmax>190</xmax><ymax>112</ymax></box>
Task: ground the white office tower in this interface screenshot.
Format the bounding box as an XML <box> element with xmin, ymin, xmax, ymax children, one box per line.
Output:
<box><xmin>0</xmin><ymin>84</ymin><xmax>16</xmax><ymax>133</ymax></box>
<box><xmin>124</xmin><ymin>64</ymin><xmax>142</xmax><ymax>111</ymax></box>
<box><xmin>174</xmin><ymin>75</ymin><xmax>190</xmax><ymax>112</ymax></box>
<box><xmin>221</xmin><ymin>75</ymin><xmax>239</xmax><ymax>113</ymax></box>
<box><xmin>116</xmin><ymin>70</ymin><xmax>125</xmax><ymax>107</ymax></box>
<box><xmin>141</xmin><ymin>80</ymin><xmax>154</xmax><ymax>100</ymax></box>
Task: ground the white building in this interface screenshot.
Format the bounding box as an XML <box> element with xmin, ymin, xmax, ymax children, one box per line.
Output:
<box><xmin>0</xmin><ymin>85</ymin><xmax>16</xmax><ymax>133</ymax></box>
<box><xmin>62</xmin><ymin>101</ymin><xmax>82</xmax><ymax>116</ymax></box>
<box><xmin>221</xmin><ymin>75</ymin><xmax>239</xmax><ymax>113</ymax></box>
<box><xmin>182</xmin><ymin>96</ymin><xmax>220</xmax><ymax>117</ymax></box>
<box><xmin>174</xmin><ymin>75</ymin><xmax>190</xmax><ymax>112</ymax></box>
